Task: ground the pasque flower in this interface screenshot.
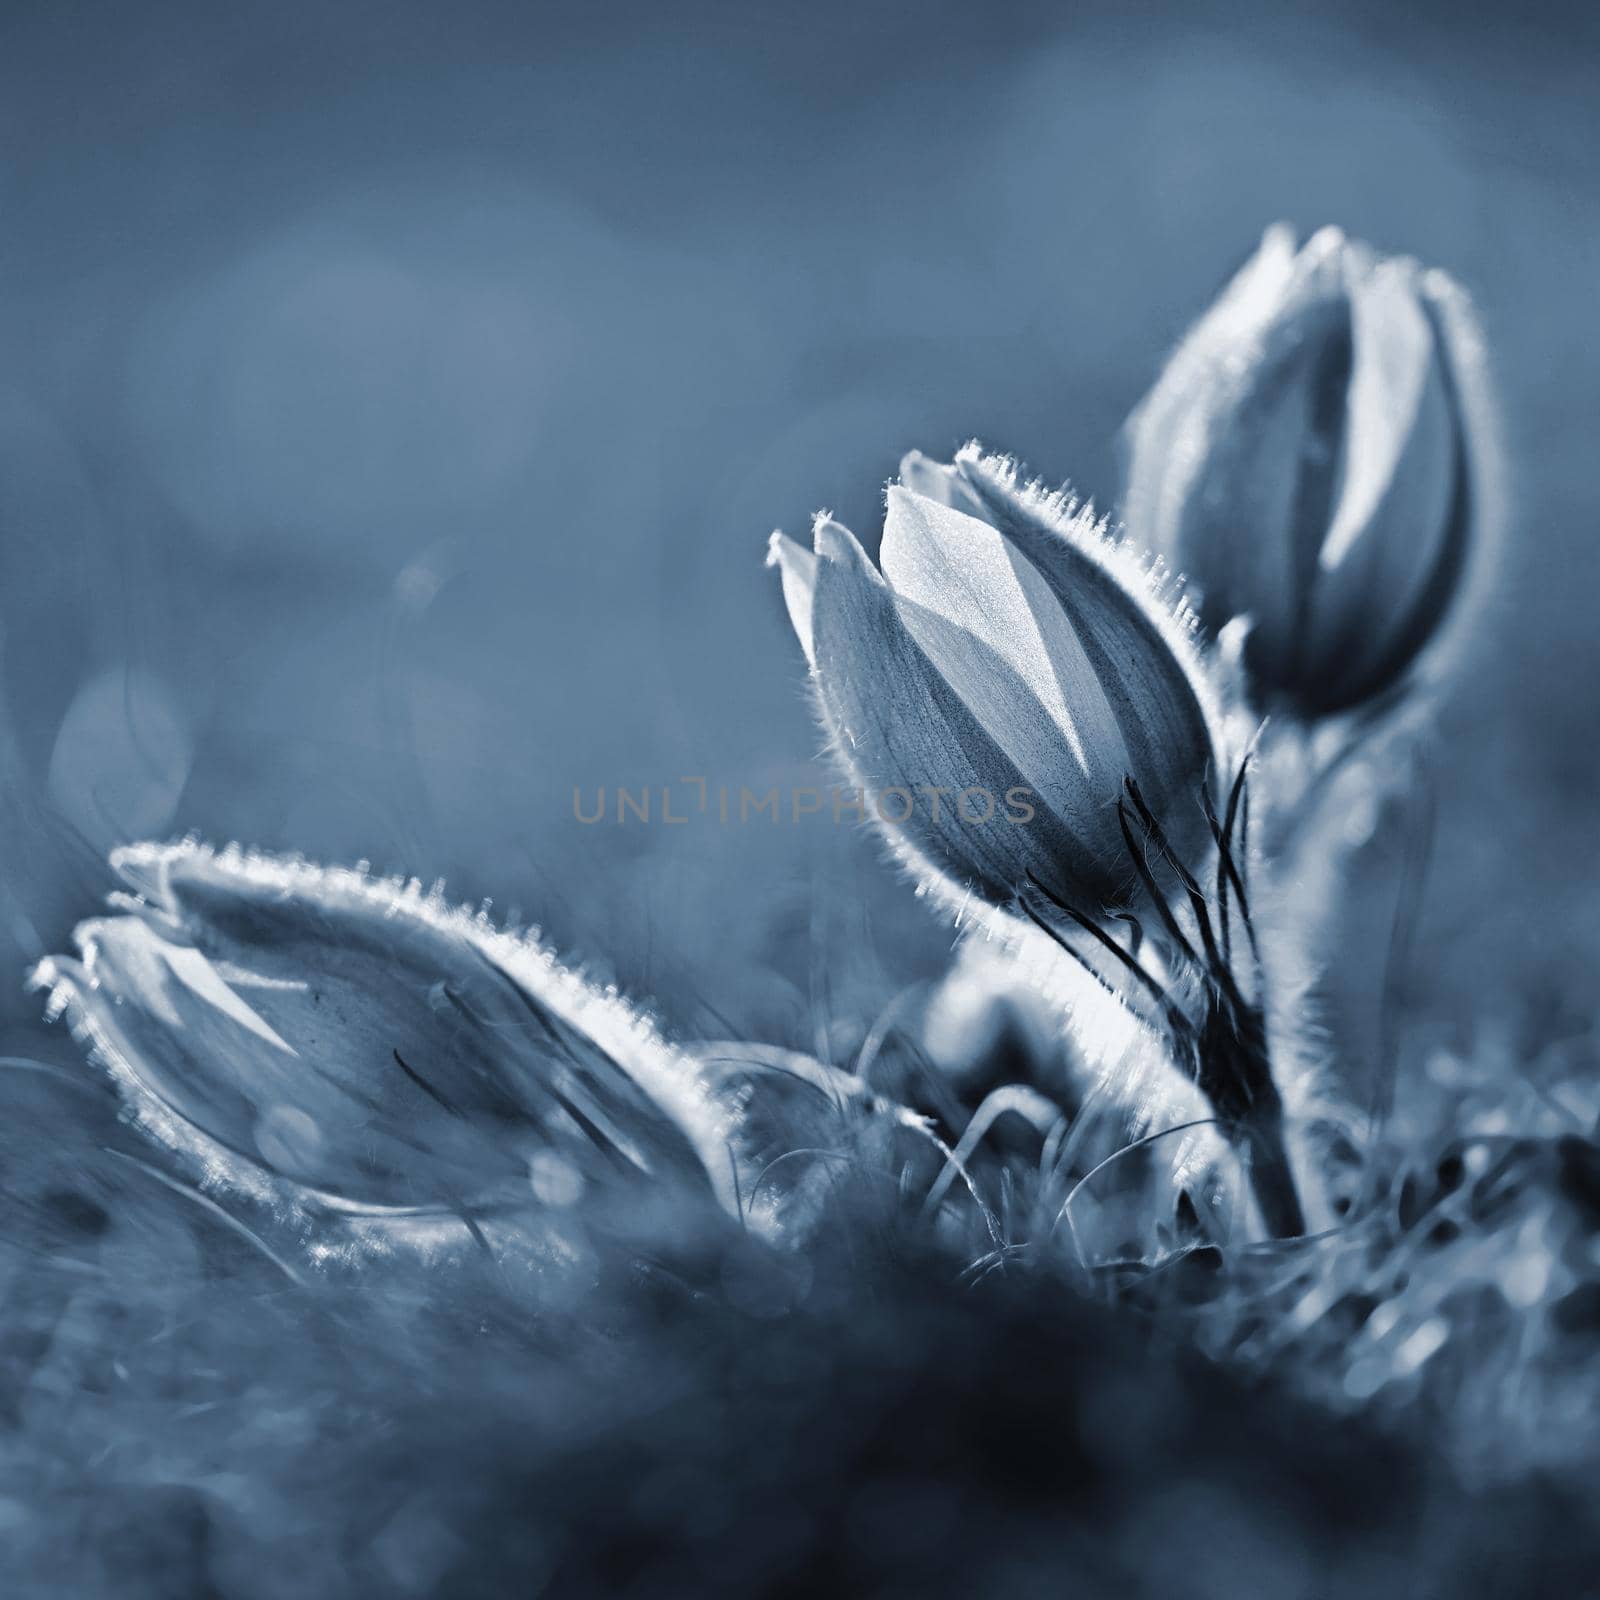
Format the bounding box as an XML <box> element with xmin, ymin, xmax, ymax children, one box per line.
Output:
<box><xmin>768</xmin><ymin>446</ymin><xmax>1221</xmax><ymax>925</ymax></box>
<box><xmin>1123</xmin><ymin>224</ymin><xmax>1498</xmax><ymax>716</ymax></box>
<box><xmin>33</xmin><ymin>841</ymin><xmax>735</xmax><ymax>1228</ymax></box>
<box><xmin>771</xmin><ymin>448</ymin><xmax>1308</xmax><ymax>1237</ymax></box>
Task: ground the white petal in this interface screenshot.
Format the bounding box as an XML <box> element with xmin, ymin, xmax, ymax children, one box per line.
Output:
<box><xmin>878</xmin><ymin>487</ymin><xmax>1130</xmax><ymax>805</ymax></box>
<box><xmin>766</xmin><ymin>529</ymin><xmax>818</xmax><ymax>669</ymax></box>
<box><xmin>1303</xmin><ymin>261</ymin><xmax>1457</xmax><ymax>695</ymax></box>
<box><xmin>897</xmin><ymin>449</ymin><xmax>991</xmax><ymax>522</ymax></box>
<box><xmin>163</xmin><ymin>941</ymin><xmax>300</xmax><ymax>1055</ymax></box>
<box><xmin>946</xmin><ymin>453</ymin><xmax>1218</xmax><ymax>868</ymax></box>
<box><xmin>1204</xmin><ymin>221</ymin><xmax>1305</xmax><ymax>340</ymax></box>
<box><xmin>807</xmin><ymin>515</ymin><xmax>1119</xmax><ymax>909</ymax></box>
<box><xmin>1124</xmin><ymin>227</ymin><xmax>1348</xmax><ymax>643</ymax></box>
<box><xmin>1319</xmin><ymin>259</ymin><xmax>1448</xmax><ymax>571</ymax></box>
<box><xmin>1122</xmin><ymin>225</ymin><xmax>1306</xmax><ymax>554</ymax></box>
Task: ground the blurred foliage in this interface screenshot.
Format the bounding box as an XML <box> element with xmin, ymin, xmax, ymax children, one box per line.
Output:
<box><xmin>0</xmin><ymin>0</ymin><xmax>1597</xmax><ymax>1033</ymax></box>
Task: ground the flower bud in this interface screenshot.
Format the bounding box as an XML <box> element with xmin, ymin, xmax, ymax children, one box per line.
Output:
<box><xmin>1123</xmin><ymin>224</ymin><xmax>1499</xmax><ymax>715</ymax></box>
<box><xmin>32</xmin><ymin>842</ymin><xmax>734</xmax><ymax>1223</ymax></box>
<box><xmin>768</xmin><ymin>447</ymin><xmax>1219</xmax><ymax>922</ymax></box>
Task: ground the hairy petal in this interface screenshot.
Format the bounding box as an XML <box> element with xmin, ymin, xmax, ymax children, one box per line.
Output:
<box><xmin>936</xmin><ymin>449</ymin><xmax>1221</xmax><ymax>869</ymax></box>
<box><xmin>808</xmin><ymin>517</ymin><xmax>1123</xmax><ymax>912</ymax></box>
<box><xmin>34</xmin><ymin>843</ymin><xmax>735</xmax><ymax>1228</ymax></box>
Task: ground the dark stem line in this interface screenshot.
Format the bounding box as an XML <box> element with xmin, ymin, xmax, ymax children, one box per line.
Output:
<box><xmin>1031</xmin><ymin>769</ymin><xmax>1305</xmax><ymax>1239</ymax></box>
<box><xmin>1020</xmin><ymin>895</ymin><xmax>1196</xmax><ymax>1055</ymax></box>
<box><xmin>1019</xmin><ymin>896</ymin><xmax>1122</xmax><ymax>1004</ymax></box>
<box><xmin>1125</xmin><ymin>778</ymin><xmax>1253</xmax><ymax>1022</ymax></box>
<box><xmin>1220</xmin><ymin>745</ymin><xmax>1251</xmax><ymax>856</ymax></box>
<box><xmin>1203</xmin><ymin>781</ymin><xmax>1261</xmax><ymax>970</ymax></box>
<box><xmin>1203</xmin><ymin>781</ymin><xmax>1235</xmax><ymax>968</ymax></box>
<box><xmin>1116</xmin><ymin>798</ymin><xmax>1199</xmax><ymax>967</ymax></box>
<box><xmin>1023</xmin><ymin>877</ymin><xmax>1195</xmax><ymax>1045</ymax></box>
<box><xmin>1126</xmin><ymin>771</ymin><xmax>1301</xmax><ymax>1238</ymax></box>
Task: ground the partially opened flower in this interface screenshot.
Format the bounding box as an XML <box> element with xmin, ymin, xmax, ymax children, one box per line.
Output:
<box><xmin>770</xmin><ymin>449</ymin><xmax>1308</xmax><ymax>1237</ymax></box>
<box><xmin>768</xmin><ymin>446</ymin><xmax>1221</xmax><ymax>928</ymax></box>
<box><xmin>1123</xmin><ymin>223</ymin><xmax>1499</xmax><ymax>716</ymax></box>
<box><xmin>32</xmin><ymin>842</ymin><xmax>736</xmax><ymax>1234</ymax></box>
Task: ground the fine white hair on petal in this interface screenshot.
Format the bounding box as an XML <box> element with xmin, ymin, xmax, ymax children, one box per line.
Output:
<box><xmin>32</xmin><ymin>839</ymin><xmax>741</xmax><ymax>1227</ymax></box>
<box><xmin>944</xmin><ymin>442</ymin><xmax>1237</xmax><ymax>779</ymax></box>
<box><xmin>768</xmin><ymin>444</ymin><xmax>1240</xmax><ymax>936</ymax></box>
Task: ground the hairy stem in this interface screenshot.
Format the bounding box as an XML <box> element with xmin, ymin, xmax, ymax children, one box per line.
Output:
<box><xmin>1189</xmin><ymin>989</ymin><xmax>1305</xmax><ymax>1238</ymax></box>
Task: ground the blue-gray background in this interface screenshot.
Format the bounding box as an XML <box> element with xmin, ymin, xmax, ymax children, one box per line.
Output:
<box><xmin>2</xmin><ymin>0</ymin><xmax>1595</xmax><ymax>1048</ymax></box>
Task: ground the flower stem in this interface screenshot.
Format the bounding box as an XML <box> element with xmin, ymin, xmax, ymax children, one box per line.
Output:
<box><xmin>1190</xmin><ymin>990</ymin><xmax>1305</xmax><ymax>1238</ymax></box>
<box><xmin>1238</xmin><ymin>1107</ymin><xmax>1306</xmax><ymax>1239</ymax></box>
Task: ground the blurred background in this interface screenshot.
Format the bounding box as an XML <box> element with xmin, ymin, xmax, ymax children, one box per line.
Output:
<box><xmin>1</xmin><ymin>0</ymin><xmax>1595</xmax><ymax>1055</ymax></box>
